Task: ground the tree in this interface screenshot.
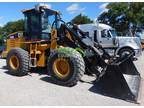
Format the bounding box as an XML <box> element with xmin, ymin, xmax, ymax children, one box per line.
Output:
<box><xmin>71</xmin><ymin>14</ymin><xmax>93</xmax><ymax>25</ymax></box>
<box><xmin>0</xmin><ymin>27</ymin><xmax>3</xmax><ymax>39</ymax></box>
<box><xmin>98</xmin><ymin>2</ymin><xmax>144</xmax><ymax>33</ymax></box>
<box><xmin>2</xmin><ymin>19</ymin><xmax>24</xmax><ymax>36</ymax></box>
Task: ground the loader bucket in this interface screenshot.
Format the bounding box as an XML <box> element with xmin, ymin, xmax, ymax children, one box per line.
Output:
<box><xmin>94</xmin><ymin>54</ymin><xmax>141</xmax><ymax>103</ymax></box>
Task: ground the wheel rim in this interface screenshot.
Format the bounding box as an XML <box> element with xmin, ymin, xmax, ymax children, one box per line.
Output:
<box><xmin>53</xmin><ymin>58</ymin><xmax>70</xmax><ymax>79</ymax></box>
<box><xmin>121</xmin><ymin>51</ymin><xmax>131</xmax><ymax>57</ymax></box>
<box><xmin>9</xmin><ymin>55</ymin><xmax>20</xmax><ymax>70</ymax></box>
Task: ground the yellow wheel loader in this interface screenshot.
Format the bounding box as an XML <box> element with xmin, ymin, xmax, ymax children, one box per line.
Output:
<box><xmin>4</xmin><ymin>4</ymin><xmax>141</xmax><ymax>103</ymax></box>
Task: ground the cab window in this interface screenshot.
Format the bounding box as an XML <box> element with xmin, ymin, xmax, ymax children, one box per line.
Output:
<box><xmin>101</xmin><ymin>30</ymin><xmax>107</xmax><ymax>38</ymax></box>
<box><xmin>94</xmin><ymin>30</ymin><xmax>98</xmax><ymax>42</ymax></box>
<box><xmin>101</xmin><ymin>29</ymin><xmax>111</xmax><ymax>38</ymax></box>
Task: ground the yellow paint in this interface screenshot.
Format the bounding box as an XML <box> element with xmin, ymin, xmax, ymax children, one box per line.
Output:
<box><xmin>66</xmin><ymin>31</ymin><xmax>73</xmax><ymax>41</ymax></box>
<box><xmin>37</xmin><ymin>52</ymin><xmax>46</xmax><ymax>67</ymax></box>
<box><xmin>50</xmin><ymin>29</ymin><xmax>57</xmax><ymax>49</ymax></box>
<box><xmin>6</xmin><ymin>37</ymin><xmax>25</xmax><ymax>53</ymax></box>
<box><xmin>8</xmin><ymin>31</ymin><xmax>23</xmax><ymax>37</ymax></box>
<box><xmin>29</xmin><ymin>43</ymin><xmax>50</xmax><ymax>67</ymax></box>
<box><xmin>142</xmin><ymin>44</ymin><xmax>144</xmax><ymax>49</ymax></box>
<box><xmin>9</xmin><ymin>55</ymin><xmax>20</xmax><ymax>70</ymax></box>
<box><xmin>53</xmin><ymin>58</ymin><xmax>70</xmax><ymax>79</ymax></box>
<box><xmin>6</xmin><ymin>29</ymin><xmax>59</xmax><ymax>68</ymax></box>
<box><xmin>37</xmin><ymin>44</ymin><xmax>50</xmax><ymax>51</ymax></box>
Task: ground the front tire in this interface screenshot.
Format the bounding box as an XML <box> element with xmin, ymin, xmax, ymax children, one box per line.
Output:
<box><xmin>118</xmin><ymin>48</ymin><xmax>134</xmax><ymax>57</ymax></box>
<box><xmin>6</xmin><ymin>48</ymin><xmax>29</xmax><ymax>76</ymax></box>
<box><xmin>48</xmin><ymin>47</ymin><xmax>85</xmax><ymax>87</ymax></box>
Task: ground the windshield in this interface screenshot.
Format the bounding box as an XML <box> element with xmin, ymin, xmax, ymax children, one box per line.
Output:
<box><xmin>42</xmin><ymin>14</ymin><xmax>56</xmax><ymax>33</ymax></box>
<box><xmin>24</xmin><ymin>8</ymin><xmax>59</xmax><ymax>40</ymax></box>
<box><xmin>41</xmin><ymin>11</ymin><xmax>56</xmax><ymax>40</ymax></box>
<box><xmin>109</xmin><ymin>30</ymin><xmax>117</xmax><ymax>37</ymax></box>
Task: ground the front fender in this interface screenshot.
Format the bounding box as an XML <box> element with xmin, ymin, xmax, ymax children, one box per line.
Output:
<box><xmin>116</xmin><ymin>39</ymin><xmax>141</xmax><ymax>53</ymax></box>
<box><xmin>115</xmin><ymin>46</ymin><xmax>134</xmax><ymax>55</ymax></box>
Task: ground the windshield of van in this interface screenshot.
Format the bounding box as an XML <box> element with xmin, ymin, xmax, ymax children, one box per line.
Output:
<box><xmin>109</xmin><ymin>30</ymin><xmax>117</xmax><ymax>37</ymax></box>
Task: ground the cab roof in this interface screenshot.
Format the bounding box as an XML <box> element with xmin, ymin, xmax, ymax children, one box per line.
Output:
<box><xmin>22</xmin><ymin>5</ymin><xmax>59</xmax><ymax>15</ymax></box>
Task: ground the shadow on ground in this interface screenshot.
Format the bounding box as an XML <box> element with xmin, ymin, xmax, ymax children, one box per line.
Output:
<box><xmin>2</xmin><ymin>66</ymin><xmax>48</xmax><ymax>77</ymax></box>
<box><xmin>88</xmin><ymin>76</ymin><xmax>129</xmax><ymax>102</ymax></box>
<box><xmin>1</xmin><ymin>64</ymin><xmax>140</xmax><ymax>104</ymax></box>
<box><xmin>88</xmin><ymin>57</ymin><xmax>141</xmax><ymax>104</ymax></box>
<box><xmin>30</xmin><ymin>67</ymin><xmax>48</xmax><ymax>75</ymax></box>
<box><xmin>88</xmin><ymin>71</ymin><xmax>139</xmax><ymax>104</ymax></box>
<box><xmin>40</xmin><ymin>76</ymin><xmax>67</xmax><ymax>87</ymax></box>
<box><xmin>0</xmin><ymin>66</ymin><xmax>7</xmax><ymax>70</ymax></box>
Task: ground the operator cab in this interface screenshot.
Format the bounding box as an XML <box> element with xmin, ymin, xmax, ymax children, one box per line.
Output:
<box><xmin>22</xmin><ymin>4</ymin><xmax>60</xmax><ymax>41</ymax></box>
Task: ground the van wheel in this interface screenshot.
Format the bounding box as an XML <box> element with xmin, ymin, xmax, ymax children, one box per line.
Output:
<box><xmin>118</xmin><ymin>48</ymin><xmax>134</xmax><ymax>57</ymax></box>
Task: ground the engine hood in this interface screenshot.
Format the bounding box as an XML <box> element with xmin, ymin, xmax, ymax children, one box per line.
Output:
<box><xmin>116</xmin><ymin>36</ymin><xmax>141</xmax><ymax>49</ymax></box>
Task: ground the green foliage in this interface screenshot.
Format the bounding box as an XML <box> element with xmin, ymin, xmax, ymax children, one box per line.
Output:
<box><xmin>2</xmin><ymin>19</ymin><xmax>24</xmax><ymax>35</ymax></box>
<box><xmin>71</xmin><ymin>14</ymin><xmax>93</xmax><ymax>25</ymax></box>
<box><xmin>98</xmin><ymin>2</ymin><xmax>144</xmax><ymax>32</ymax></box>
<box><xmin>0</xmin><ymin>19</ymin><xmax>24</xmax><ymax>39</ymax></box>
<box><xmin>0</xmin><ymin>27</ymin><xmax>3</xmax><ymax>39</ymax></box>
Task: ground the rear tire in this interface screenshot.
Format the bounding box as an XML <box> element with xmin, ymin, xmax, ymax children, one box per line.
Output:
<box><xmin>6</xmin><ymin>48</ymin><xmax>29</xmax><ymax>76</ymax></box>
<box><xmin>48</xmin><ymin>47</ymin><xmax>85</xmax><ymax>87</ymax></box>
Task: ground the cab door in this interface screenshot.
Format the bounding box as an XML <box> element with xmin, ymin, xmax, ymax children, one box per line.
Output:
<box><xmin>100</xmin><ymin>29</ymin><xmax>115</xmax><ymax>48</ymax></box>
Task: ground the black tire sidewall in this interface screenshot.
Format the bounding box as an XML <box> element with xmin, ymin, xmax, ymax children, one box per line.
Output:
<box><xmin>48</xmin><ymin>51</ymin><xmax>75</xmax><ymax>82</ymax></box>
<box><xmin>119</xmin><ymin>48</ymin><xmax>134</xmax><ymax>57</ymax></box>
<box><xmin>7</xmin><ymin>48</ymin><xmax>29</xmax><ymax>76</ymax></box>
<box><xmin>48</xmin><ymin>47</ymin><xmax>85</xmax><ymax>86</ymax></box>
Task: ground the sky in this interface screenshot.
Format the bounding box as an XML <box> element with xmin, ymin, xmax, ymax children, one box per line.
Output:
<box><xmin>0</xmin><ymin>2</ymin><xmax>108</xmax><ymax>27</ymax></box>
